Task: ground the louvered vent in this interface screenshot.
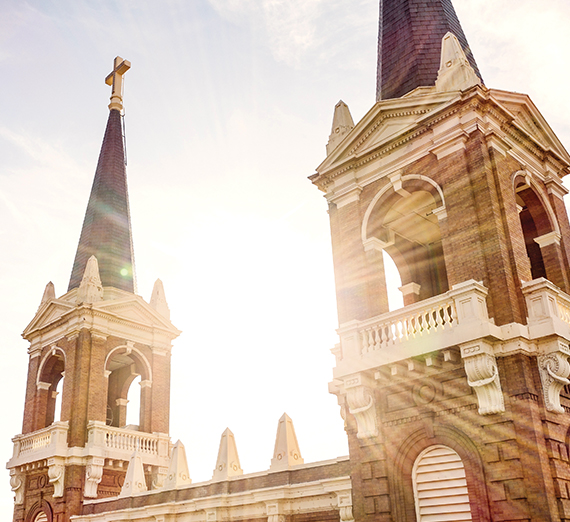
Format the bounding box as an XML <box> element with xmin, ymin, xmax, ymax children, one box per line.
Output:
<box><xmin>412</xmin><ymin>445</ymin><xmax>473</xmax><ymax>521</ymax></box>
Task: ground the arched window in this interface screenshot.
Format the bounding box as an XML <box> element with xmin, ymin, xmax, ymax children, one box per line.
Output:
<box><xmin>412</xmin><ymin>445</ymin><xmax>472</xmax><ymax>521</ymax></box>
<box><xmin>34</xmin><ymin>513</ymin><xmax>48</xmax><ymax>522</ymax></box>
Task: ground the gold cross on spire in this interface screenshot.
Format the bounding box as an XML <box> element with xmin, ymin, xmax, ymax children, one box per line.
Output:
<box><xmin>105</xmin><ymin>56</ymin><xmax>131</xmax><ymax>112</ymax></box>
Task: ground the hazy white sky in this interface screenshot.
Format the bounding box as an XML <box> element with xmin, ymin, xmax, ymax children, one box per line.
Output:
<box><xmin>1</xmin><ymin>0</ymin><xmax>570</xmax><ymax>518</ymax></box>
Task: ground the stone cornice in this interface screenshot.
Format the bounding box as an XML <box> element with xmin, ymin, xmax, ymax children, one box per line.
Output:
<box><xmin>312</xmin><ymin>86</ymin><xmax>570</xmax><ymax>196</ymax></box>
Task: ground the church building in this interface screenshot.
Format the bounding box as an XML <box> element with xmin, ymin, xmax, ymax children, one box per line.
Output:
<box><xmin>8</xmin><ymin>1</ymin><xmax>570</xmax><ymax>521</ymax></box>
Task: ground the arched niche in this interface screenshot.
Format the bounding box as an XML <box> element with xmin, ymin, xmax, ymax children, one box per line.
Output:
<box><xmin>26</xmin><ymin>500</ymin><xmax>52</xmax><ymax>522</ymax></box>
<box><xmin>362</xmin><ymin>174</ymin><xmax>448</xmax><ymax>304</ymax></box>
<box><xmin>104</xmin><ymin>345</ymin><xmax>152</xmax><ymax>431</ymax></box>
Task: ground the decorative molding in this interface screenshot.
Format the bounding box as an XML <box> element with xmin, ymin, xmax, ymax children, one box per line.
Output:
<box><xmin>534</xmin><ymin>231</ymin><xmax>561</xmax><ymax>248</ymax></box>
<box><xmin>399</xmin><ymin>282</ymin><xmax>421</xmax><ymax>297</ymax></box>
<box><xmin>84</xmin><ymin>457</ymin><xmax>105</xmax><ymax>498</ymax></box>
<box><xmin>538</xmin><ymin>343</ymin><xmax>570</xmax><ymax>413</ymax></box>
<box><xmin>9</xmin><ymin>469</ymin><xmax>24</xmax><ymax>504</ymax></box>
<box><xmin>47</xmin><ymin>458</ymin><xmax>65</xmax><ymax>497</ymax></box>
<box><xmin>345</xmin><ymin>379</ymin><xmax>378</xmax><ymax>439</ymax></box>
<box><xmin>461</xmin><ymin>342</ymin><xmax>504</xmax><ymax>415</ymax></box>
<box><xmin>545</xmin><ymin>177</ymin><xmax>569</xmax><ymax>199</ymax></box>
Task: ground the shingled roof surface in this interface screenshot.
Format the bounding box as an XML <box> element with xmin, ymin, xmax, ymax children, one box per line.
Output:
<box><xmin>376</xmin><ymin>0</ymin><xmax>482</xmax><ymax>100</ymax></box>
<box><xmin>68</xmin><ymin>109</ymin><xmax>135</xmax><ymax>293</ymax></box>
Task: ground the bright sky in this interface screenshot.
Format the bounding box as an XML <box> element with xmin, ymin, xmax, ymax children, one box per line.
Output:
<box><xmin>1</xmin><ymin>0</ymin><xmax>570</xmax><ymax>518</ymax></box>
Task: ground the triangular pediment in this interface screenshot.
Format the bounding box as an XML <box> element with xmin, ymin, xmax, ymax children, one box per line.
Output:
<box><xmin>317</xmin><ymin>90</ymin><xmax>460</xmax><ymax>174</ymax></box>
<box><xmin>22</xmin><ymin>291</ymin><xmax>179</xmax><ymax>340</ymax></box>
<box><xmin>489</xmin><ymin>89</ymin><xmax>570</xmax><ymax>164</ymax></box>
<box><xmin>23</xmin><ymin>300</ymin><xmax>76</xmax><ymax>337</ymax></box>
<box><xmin>94</xmin><ymin>295</ymin><xmax>178</xmax><ymax>333</ymax></box>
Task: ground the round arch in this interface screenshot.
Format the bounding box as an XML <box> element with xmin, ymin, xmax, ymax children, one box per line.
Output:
<box><xmin>389</xmin><ymin>424</ymin><xmax>490</xmax><ymax>522</ymax></box>
<box><xmin>361</xmin><ymin>174</ymin><xmax>446</xmax><ymax>243</ymax></box>
<box><xmin>26</xmin><ymin>500</ymin><xmax>53</xmax><ymax>522</ymax></box>
<box><xmin>36</xmin><ymin>346</ymin><xmax>66</xmax><ymax>386</ymax></box>
<box><xmin>361</xmin><ymin>174</ymin><xmax>449</xmax><ymax>301</ymax></box>
<box><xmin>104</xmin><ymin>345</ymin><xmax>152</xmax><ymax>383</ymax></box>
<box><xmin>512</xmin><ymin>170</ymin><xmax>559</xmax><ymax>235</ymax></box>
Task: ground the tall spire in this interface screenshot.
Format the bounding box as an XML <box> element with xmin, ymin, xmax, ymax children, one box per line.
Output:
<box><xmin>376</xmin><ymin>0</ymin><xmax>482</xmax><ymax>100</ymax></box>
<box><xmin>68</xmin><ymin>57</ymin><xmax>135</xmax><ymax>293</ymax></box>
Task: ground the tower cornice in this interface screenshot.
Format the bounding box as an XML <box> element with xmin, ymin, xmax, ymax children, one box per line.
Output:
<box><xmin>311</xmin><ymin>86</ymin><xmax>570</xmax><ymax>197</ymax></box>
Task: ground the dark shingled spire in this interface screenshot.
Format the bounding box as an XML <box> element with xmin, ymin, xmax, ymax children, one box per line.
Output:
<box><xmin>376</xmin><ymin>0</ymin><xmax>483</xmax><ymax>100</ymax></box>
<box><xmin>68</xmin><ymin>109</ymin><xmax>135</xmax><ymax>292</ymax></box>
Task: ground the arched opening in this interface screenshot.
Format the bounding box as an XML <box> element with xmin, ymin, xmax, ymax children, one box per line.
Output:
<box><xmin>365</xmin><ymin>178</ymin><xmax>448</xmax><ymax>305</ymax></box>
<box><xmin>37</xmin><ymin>351</ymin><xmax>65</xmax><ymax>429</ymax></box>
<box><xmin>34</xmin><ymin>513</ymin><xmax>48</xmax><ymax>522</ymax></box>
<box><xmin>105</xmin><ymin>347</ymin><xmax>151</xmax><ymax>430</ymax></box>
<box><xmin>412</xmin><ymin>445</ymin><xmax>473</xmax><ymax>521</ymax></box>
<box><xmin>53</xmin><ymin>377</ymin><xmax>64</xmax><ymax>423</ymax></box>
<box><xmin>383</xmin><ymin>250</ymin><xmax>403</xmax><ymax>311</ymax></box>
<box><xmin>126</xmin><ymin>375</ymin><xmax>141</xmax><ymax>427</ymax></box>
<box><xmin>516</xmin><ymin>181</ymin><xmax>552</xmax><ymax>280</ymax></box>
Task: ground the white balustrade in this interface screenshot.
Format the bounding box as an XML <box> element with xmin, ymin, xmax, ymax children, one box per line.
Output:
<box><xmin>103</xmin><ymin>427</ymin><xmax>159</xmax><ymax>455</ymax></box>
<box><xmin>360</xmin><ymin>298</ymin><xmax>455</xmax><ymax>354</ymax></box>
<box><xmin>8</xmin><ymin>422</ymin><xmax>69</xmax><ymax>468</ymax></box>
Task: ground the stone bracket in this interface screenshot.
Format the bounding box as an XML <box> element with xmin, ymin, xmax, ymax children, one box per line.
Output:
<box><xmin>344</xmin><ymin>374</ymin><xmax>378</xmax><ymax>439</ymax></box>
<box><xmin>48</xmin><ymin>457</ymin><xmax>65</xmax><ymax>498</ymax></box>
<box><xmin>9</xmin><ymin>469</ymin><xmax>24</xmax><ymax>505</ymax></box>
<box><xmin>84</xmin><ymin>457</ymin><xmax>105</xmax><ymax>498</ymax></box>
<box><xmin>461</xmin><ymin>341</ymin><xmax>504</xmax><ymax>415</ymax></box>
<box><xmin>538</xmin><ymin>341</ymin><xmax>570</xmax><ymax>413</ymax></box>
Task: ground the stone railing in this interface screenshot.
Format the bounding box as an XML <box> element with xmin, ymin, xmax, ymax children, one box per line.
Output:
<box><xmin>522</xmin><ymin>278</ymin><xmax>570</xmax><ymax>337</ymax></box>
<box><xmin>8</xmin><ymin>421</ymin><xmax>69</xmax><ymax>467</ymax></box>
<box><xmin>360</xmin><ymin>295</ymin><xmax>456</xmax><ymax>353</ymax></box>
<box><xmin>8</xmin><ymin>421</ymin><xmax>171</xmax><ymax>470</ymax></box>
<box><xmin>86</xmin><ymin>422</ymin><xmax>171</xmax><ymax>466</ymax></box>
<box><xmin>333</xmin><ymin>280</ymin><xmax>493</xmax><ymax>377</ymax></box>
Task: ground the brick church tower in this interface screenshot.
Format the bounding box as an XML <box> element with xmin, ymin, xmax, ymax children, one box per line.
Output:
<box><xmin>312</xmin><ymin>0</ymin><xmax>570</xmax><ymax>520</ymax></box>
<box><xmin>7</xmin><ymin>58</ymin><xmax>180</xmax><ymax>522</ymax></box>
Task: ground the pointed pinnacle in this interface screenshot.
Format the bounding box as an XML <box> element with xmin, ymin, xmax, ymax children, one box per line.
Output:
<box><xmin>150</xmin><ymin>278</ymin><xmax>171</xmax><ymax>319</ymax></box>
<box><xmin>212</xmin><ymin>428</ymin><xmax>243</xmax><ymax>481</ymax></box>
<box><xmin>270</xmin><ymin>413</ymin><xmax>304</xmax><ymax>471</ymax></box>
<box><xmin>39</xmin><ymin>281</ymin><xmax>56</xmax><ymax>310</ymax></box>
<box><xmin>120</xmin><ymin>450</ymin><xmax>148</xmax><ymax>496</ymax></box>
<box><xmin>76</xmin><ymin>256</ymin><xmax>103</xmax><ymax>304</ymax></box>
<box><xmin>164</xmin><ymin>440</ymin><xmax>192</xmax><ymax>489</ymax></box>
<box><xmin>326</xmin><ymin>100</ymin><xmax>354</xmax><ymax>156</ymax></box>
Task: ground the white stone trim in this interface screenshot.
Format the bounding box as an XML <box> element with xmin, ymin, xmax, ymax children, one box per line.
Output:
<box><xmin>534</xmin><ymin>231</ymin><xmax>561</xmax><ymax>248</ymax></box>
<box><xmin>104</xmin><ymin>345</ymin><xmax>153</xmax><ymax>383</ymax></box>
<box><xmin>361</xmin><ymin>174</ymin><xmax>446</xmax><ymax>244</ymax></box>
<box><xmin>399</xmin><ymin>282</ymin><xmax>421</xmax><ymax>297</ymax></box>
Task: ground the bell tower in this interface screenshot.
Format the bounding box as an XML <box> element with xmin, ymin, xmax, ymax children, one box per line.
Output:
<box><xmin>8</xmin><ymin>57</ymin><xmax>180</xmax><ymax>522</ymax></box>
<box><xmin>313</xmin><ymin>1</ymin><xmax>570</xmax><ymax>520</ymax></box>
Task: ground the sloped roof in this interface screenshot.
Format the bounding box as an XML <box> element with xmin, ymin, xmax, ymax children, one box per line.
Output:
<box><xmin>377</xmin><ymin>0</ymin><xmax>482</xmax><ymax>100</ymax></box>
<box><xmin>68</xmin><ymin>109</ymin><xmax>135</xmax><ymax>292</ymax></box>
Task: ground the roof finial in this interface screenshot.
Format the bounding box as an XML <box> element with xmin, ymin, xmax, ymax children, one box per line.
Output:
<box><xmin>105</xmin><ymin>56</ymin><xmax>131</xmax><ymax>112</ymax></box>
